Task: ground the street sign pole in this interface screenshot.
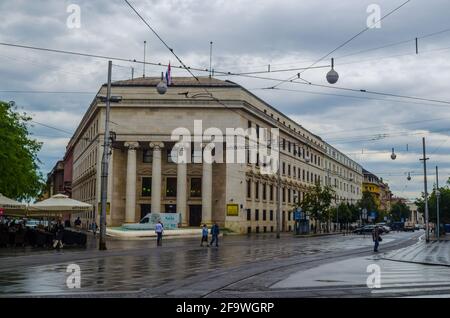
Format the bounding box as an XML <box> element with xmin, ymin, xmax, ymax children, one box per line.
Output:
<box><xmin>420</xmin><ymin>137</ymin><xmax>430</xmax><ymax>243</ymax></box>
<box><xmin>99</xmin><ymin>60</ymin><xmax>112</xmax><ymax>251</ymax></box>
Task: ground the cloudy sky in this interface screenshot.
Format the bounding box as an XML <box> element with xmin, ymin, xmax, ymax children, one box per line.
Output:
<box><xmin>1</xmin><ymin>0</ymin><xmax>450</xmax><ymax>200</ymax></box>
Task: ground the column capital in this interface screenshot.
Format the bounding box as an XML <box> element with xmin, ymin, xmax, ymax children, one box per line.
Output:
<box><xmin>124</xmin><ymin>141</ymin><xmax>139</xmax><ymax>150</ymax></box>
<box><xmin>149</xmin><ymin>142</ymin><xmax>165</xmax><ymax>150</ymax></box>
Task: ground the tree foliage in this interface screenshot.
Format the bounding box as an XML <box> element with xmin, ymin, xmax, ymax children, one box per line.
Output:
<box><xmin>389</xmin><ymin>201</ymin><xmax>411</xmax><ymax>222</ymax></box>
<box><xmin>0</xmin><ymin>101</ymin><xmax>43</xmax><ymax>200</ymax></box>
<box><xmin>415</xmin><ymin>180</ymin><xmax>450</xmax><ymax>225</ymax></box>
<box><xmin>300</xmin><ymin>183</ymin><xmax>335</xmax><ymax>231</ymax></box>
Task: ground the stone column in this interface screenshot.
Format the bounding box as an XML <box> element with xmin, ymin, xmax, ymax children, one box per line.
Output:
<box><xmin>177</xmin><ymin>159</ymin><xmax>188</xmax><ymax>227</ymax></box>
<box><xmin>202</xmin><ymin>161</ymin><xmax>213</xmax><ymax>225</ymax></box>
<box><xmin>124</xmin><ymin>142</ymin><xmax>139</xmax><ymax>223</ymax></box>
<box><xmin>150</xmin><ymin>142</ymin><xmax>164</xmax><ymax>214</ymax></box>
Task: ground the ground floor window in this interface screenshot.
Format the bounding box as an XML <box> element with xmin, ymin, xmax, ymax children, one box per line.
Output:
<box><xmin>165</xmin><ymin>204</ymin><xmax>177</xmax><ymax>213</ymax></box>
<box><xmin>165</xmin><ymin>177</ymin><xmax>177</xmax><ymax>197</ymax></box>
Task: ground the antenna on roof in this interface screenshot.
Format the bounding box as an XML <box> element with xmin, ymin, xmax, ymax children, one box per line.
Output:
<box><xmin>143</xmin><ymin>40</ymin><xmax>147</xmax><ymax>78</ymax></box>
<box><xmin>209</xmin><ymin>41</ymin><xmax>213</xmax><ymax>78</ymax></box>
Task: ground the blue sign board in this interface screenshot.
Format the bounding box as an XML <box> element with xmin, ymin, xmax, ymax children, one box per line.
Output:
<box><xmin>294</xmin><ymin>208</ymin><xmax>303</xmax><ymax>221</ymax></box>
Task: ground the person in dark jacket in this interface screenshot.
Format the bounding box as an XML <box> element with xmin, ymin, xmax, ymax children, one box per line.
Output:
<box><xmin>210</xmin><ymin>223</ymin><xmax>220</xmax><ymax>247</ymax></box>
<box><xmin>53</xmin><ymin>221</ymin><xmax>64</xmax><ymax>249</ymax></box>
<box><xmin>372</xmin><ymin>225</ymin><xmax>381</xmax><ymax>252</ymax></box>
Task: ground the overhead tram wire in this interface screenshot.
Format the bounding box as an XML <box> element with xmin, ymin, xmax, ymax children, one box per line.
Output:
<box><xmin>271</xmin><ymin>0</ymin><xmax>412</xmax><ymax>89</ymax></box>
<box><xmin>241</xmin><ymin>25</ymin><xmax>450</xmax><ymax>71</ymax></box>
<box><xmin>2</xmin><ymin>42</ymin><xmax>450</xmax><ymax>106</ymax></box>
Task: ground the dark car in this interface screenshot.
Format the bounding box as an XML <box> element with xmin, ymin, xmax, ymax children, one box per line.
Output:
<box><xmin>353</xmin><ymin>225</ymin><xmax>375</xmax><ymax>234</ymax></box>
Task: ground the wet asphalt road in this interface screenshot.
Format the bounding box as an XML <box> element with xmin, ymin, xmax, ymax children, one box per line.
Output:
<box><xmin>0</xmin><ymin>231</ymin><xmax>432</xmax><ymax>297</ymax></box>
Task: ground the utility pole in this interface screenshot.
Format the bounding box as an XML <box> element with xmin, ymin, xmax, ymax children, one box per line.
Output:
<box><xmin>209</xmin><ymin>41</ymin><xmax>213</xmax><ymax>78</ymax></box>
<box><xmin>143</xmin><ymin>40</ymin><xmax>147</xmax><ymax>77</ymax></box>
<box><xmin>420</xmin><ymin>137</ymin><xmax>430</xmax><ymax>243</ymax></box>
<box><xmin>436</xmin><ymin>166</ymin><xmax>440</xmax><ymax>241</ymax></box>
<box><xmin>99</xmin><ymin>60</ymin><xmax>112</xmax><ymax>251</ymax></box>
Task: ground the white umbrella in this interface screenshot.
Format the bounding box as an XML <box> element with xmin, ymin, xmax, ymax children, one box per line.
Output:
<box><xmin>0</xmin><ymin>193</ymin><xmax>26</xmax><ymax>215</ymax></box>
<box><xmin>29</xmin><ymin>193</ymin><xmax>92</xmax><ymax>214</ymax></box>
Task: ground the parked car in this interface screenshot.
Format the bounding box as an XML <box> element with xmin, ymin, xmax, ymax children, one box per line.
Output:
<box><xmin>403</xmin><ymin>224</ymin><xmax>415</xmax><ymax>232</ymax></box>
<box><xmin>376</xmin><ymin>223</ymin><xmax>391</xmax><ymax>233</ymax></box>
<box><xmin>353</xmin><ymin>225</ymin><xmax>375</xmax><ymax>234</ymax></box>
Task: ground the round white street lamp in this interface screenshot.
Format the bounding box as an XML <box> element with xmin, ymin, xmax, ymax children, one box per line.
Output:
<box><xmin>391</xmin><ymin>148</ymin><xmax>397</xmax><ymax>160</ymax></box>
<box><xmin>156</xmin><ymin>72</ymin><xmax>167</xmax><ymax>95</ymax></box>
<box><xmin>326</xmin><ymin>58</ymin><xmax>339</xmax><ymax>84</ymax></box>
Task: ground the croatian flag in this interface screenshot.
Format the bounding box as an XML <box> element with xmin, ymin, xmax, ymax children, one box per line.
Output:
<box><xmin>165</xmin><ymin>62</ymin><xmax>172</xmax><ymax>86</ymax></box>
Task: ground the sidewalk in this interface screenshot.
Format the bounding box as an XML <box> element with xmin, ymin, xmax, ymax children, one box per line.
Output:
<box><xmin>382</xmin><ymin>237</ymin><xmax>450</xmax><ymax>266</ymax></box>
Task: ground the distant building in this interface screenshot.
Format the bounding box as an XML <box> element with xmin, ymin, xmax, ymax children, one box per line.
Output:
<box><xmin>405</xmin><ymin>201</ymin><xmax>424</xmax><ymax>224</ymax></box>
<box><xmin>363</xmin><ymin>169</ymin><xmax>392</xmax><ymax>212</ymax></box>
<box><xmin>53</xmin><ymin>76</ymin><xmax>365</xmax><ymax>233</ymax></box>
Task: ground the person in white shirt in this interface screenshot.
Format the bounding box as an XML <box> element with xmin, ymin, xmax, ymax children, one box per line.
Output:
<box><xmin>155</xmin><ymin>221</ymin><xmax>164</xmax><ymax>246</ymax></box>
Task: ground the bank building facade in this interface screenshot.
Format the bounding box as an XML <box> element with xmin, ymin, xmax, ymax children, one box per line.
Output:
<box><xmin>65</xmin><ymin>77</ymin><xmax>363</xmax><ymax>234</ymax></box>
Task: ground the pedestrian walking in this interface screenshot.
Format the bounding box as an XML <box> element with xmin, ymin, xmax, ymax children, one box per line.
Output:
<box><xmin>372</xmin><ymin>225</ymin><xmax>382</xmax><ymax>252</ymax></box>
<box><xmin>210</xmin><ymin>222</ymin><xmax>219</xmax><ymax>247</ymax></box>
<box><xmin>53</xmin><ymin>220</ymin><xmax>64</xmax><ymax>249</ymax></box>
<box><xmin>155</xmin><ymin>221</ymin><xmax>164</xmax><ymax>246</ymax></box>
<box><xmin>91</xmin><ymin>221</ymin><xmax>98</xmax><ymax>237</ymax></box>
<box><xmin>74</xmin><ymin>217</ymin><xmax>81</xmax><ymax>230</ymax></box>
<box><xmin>200</xmin><ymin>224</ymin><xmax>209</xmax><ymax>247</ymax></box>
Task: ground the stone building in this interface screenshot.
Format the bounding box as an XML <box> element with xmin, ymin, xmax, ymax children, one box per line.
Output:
<box><xmin>65</xmin><ymin>76</ymin><xmax>363</xmax><ymax>233</ymax></box>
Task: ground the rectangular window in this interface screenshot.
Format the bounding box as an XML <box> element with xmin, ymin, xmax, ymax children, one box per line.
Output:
<box><xmin>247</xmin><ymin>209</ymin><xmax>251</xmax><ymax>221</ymax></box>
<box><xmin>270</xmin><ymin>185</ymin><xmax>274</xmax><ymax>201</ymax></box>
<box><xmin>270</xmin><ymin>210</ymin><xmax>274</xmax><ymax>221</ymax></box>
<box><xmin>246</xmin><ymin>180</ymin><xmax>251</xmax><ymax>198</ymax></box>
<box><xmin>263</xmin><ymin>209</ymin><xmax>267</xmax><ymax>221</ymax></box>
<box><xmin>282</xmin><ymin>139</ymin><xmax>286</xmax><ymax>150</ymax></box>
<box><xmin>307</xmin><ymin>171</ymin><xmax>310</xmax><ymax>182</ymax></box>
<box><xmin>142</xmin><ymin>177</ymin><xmax>152</xmax><ymax>197</ymax></box>
<box><xmin>255</xmin><ymin>209</ymin><xmax>259</xmax><ymax>221</ymax></box>
<box><xmin>166</xmin><ymin>148</ymin><xmax>175</xmax><ymax>163</ymax></box>
<box><xmin>288</xmin><ymin>141</ymin><xmax>291</xmax><ymax>152</ymax></box>
<box><xmin>190</xmin><ymin>178</ymin><xmax>202</xmax><ymax>197</ymax></box>
<box><xmin>302</xmin><ymin>170</ymin><xmax>305</xmax><ymax>181</ymax></box>
<box><xmin>165</xmin><ymin>177</ymin><xmax>177</xmax><ymax>197</ymax></box>
<box><xmin>288</xmin><ymin>164</ymin><xmax>291</xmax><ymax>176</ymax></box>
<box><xmin>247</xmin><ymin>227</ymin><xmax>251</xmax><ymax>234</ymax></box>
<box><xmin>288</xmin><ymin>189</ymin><xmax>291</xmax><ymax>203</ymax></box>
<box><xmin>288</xmin><ymin>212</ymin><xmax>291</xmax><ymax>221</ymax></box>
<box><xmin>255</xmin><ymin>181</ymin><xmax>259</xmax><ymax>200</ymax></box>
<box><xmin>143</xmin><ymin>150</ymin><xmax>152</xmax><ymax>163</ymax></box>
<box><xmin>282</xmin><ymin>162</ymin><xmax>286</xmax><ymax>175</ymax></box>
<box><xmin>262</xmin><ymin>183</ymin><xmax>267</xmax><ymax>200</ymax></box>
<box><xmin>283</xmin><ymin>188</ymin><xmax>286</xmax><ymax>202</ymax></box>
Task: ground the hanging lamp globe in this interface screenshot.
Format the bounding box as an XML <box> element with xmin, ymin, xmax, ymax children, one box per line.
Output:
<box><xmin>156</xmin><ymin>72</ymin><xmax>167</xmax><ymax>95</ymax></box>
<box><xmin>326</xmin><ymin>58</ymin><xmax>339</xmax><ymax>84</ymax></box>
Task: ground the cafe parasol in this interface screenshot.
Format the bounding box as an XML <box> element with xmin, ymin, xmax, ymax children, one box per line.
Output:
<box><xmin>0</xmin><ymin>193</ymin><xmax>27</xmax><ymax>217</ymax></box>
<box><xmin>28</xmin><ymin>193</ymin><xmax>93</xmax><ymax>217</ymax></box>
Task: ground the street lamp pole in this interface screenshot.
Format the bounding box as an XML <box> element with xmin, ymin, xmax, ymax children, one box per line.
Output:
<box><xmin>420</xmin><ymin>137</ymin><xmax>430</xmax><ymax>243</ymax></box>
<box><xmin>436</xmin><ymin>166</ymin><xmax>440</xmax><ymax>241</ymax></box>
<box><xmin>276</xmin><ymin>134</ymin><xmax>281</xmax><ymax>239</ymax></box>
<box><xmin>99</xmin><ymin>60</ymin><xmax>112</xmax><ymax>251</ymax></box>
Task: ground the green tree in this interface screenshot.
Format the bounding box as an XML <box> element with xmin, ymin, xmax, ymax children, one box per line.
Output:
<box><xmin>358</xmin><ymin>190</ymin><xmax>378</xmax><ymax>214</ymax></box>
<box><xmin>0</xmin><ymin>101</ymin><xmax>44</xmax><ymax>200</ymax></box>
<box><xmin>390</xmin><ymin>201</ymin><xmax>411</xmax><ymax>222</ymax></box>
<box><xmin>416</xmin><ymin>180</ymin><xmax>450</xmax><ymax>226</ymax></box>
<box><xmin>300</xmin><ymin>183</ymin><xmax>335</xmax><ymax>233</ymax></box>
